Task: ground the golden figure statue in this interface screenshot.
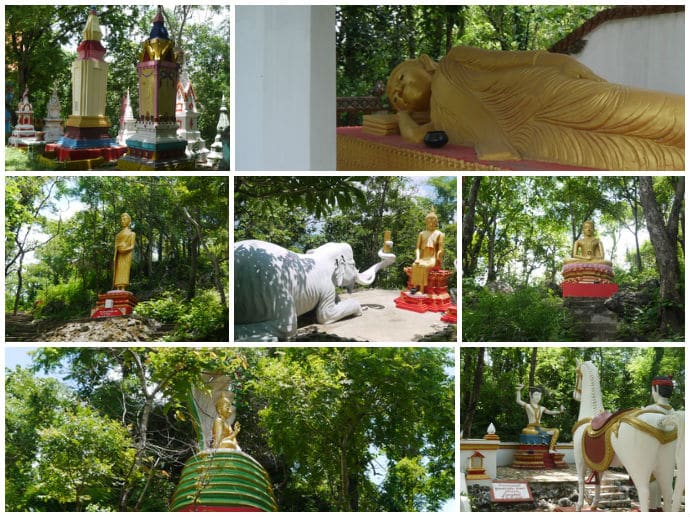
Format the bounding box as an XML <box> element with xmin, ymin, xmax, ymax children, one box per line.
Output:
<box><xmin>410</xmin><ymin>210</ymin><xmax>444</xmax><ymax>294</ymax></box>
<box><xmin>386</xmin><ymin>46</ymin><xmax>684</xmax><ymax>170</ymax></box>
<box><xmin>564</xmin><ymin>220</ymin><xmax>612</xmax><ymax>265</ymax></box>
<box><xmin>113</xmin><ymin>213</ymin><xmax>136</xmax><ymax>290</ymax></box>
<box><xmin>212</xmin><ymin>392</ymin><xmax>241</xmax><ymax>450</ymax></box>
<box><xmin>516</xmin><ymin>384</ymin><xmax>565</xmax><ymax>453</ymax></box>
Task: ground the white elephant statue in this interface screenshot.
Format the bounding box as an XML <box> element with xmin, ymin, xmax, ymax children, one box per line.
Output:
<box><xmin>234</xmin><ymin>239</ymin><xmax>395</xmax><ymax>341</ymax></box>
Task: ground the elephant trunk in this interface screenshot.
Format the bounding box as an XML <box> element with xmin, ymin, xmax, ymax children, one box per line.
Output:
<box><xmin>356</xmin><ymin>247</ymin><xmax>396</xmax><ymax>286</ymax></box>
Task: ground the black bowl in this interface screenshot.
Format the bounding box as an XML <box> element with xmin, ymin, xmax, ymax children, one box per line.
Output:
<box><xmin>424</xmin><ymin>130</ymin><xmax>448</xmax><ymax>148</ymax></box>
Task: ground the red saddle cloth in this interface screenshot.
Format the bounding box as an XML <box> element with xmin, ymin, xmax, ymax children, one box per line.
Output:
<box><xmin>583</xmin><ymin>408</ymin><xmax>638</xmax><ymax>471</ymax></box>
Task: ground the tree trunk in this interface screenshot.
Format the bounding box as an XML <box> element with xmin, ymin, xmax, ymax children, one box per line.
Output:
<box><xmin>13</xmin><ymin>248</ymin><xmax>25</xmax><ymax>315</ymax></box>
<box><xmin>462</xmin><ymin>177</ymin><xmax>481</xmax><ymax>277</ymax></box>
<box><xmin>528</xmin><ymin>347</ymin><xmax>538</xmax><ymax>389</ymax></box>
<box><xmin>461</xmin><ymin>347</ymin><xmax>485</xmax><ymax>438</ymax></box>
<box><xmin>638</xmin><ymin>176</ymin><xmax>684</xmax><ymax>332</ymax></box>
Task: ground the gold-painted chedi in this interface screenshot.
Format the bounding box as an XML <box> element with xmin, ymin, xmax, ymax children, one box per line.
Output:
<box><xmin>387</xmin><ymin>46</ymin><xmax>684</xmax><ymax>170</ymax></box>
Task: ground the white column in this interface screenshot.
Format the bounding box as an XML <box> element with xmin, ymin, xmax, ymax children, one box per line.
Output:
<box><xmin>236</xmin><ymin>6</ymin><xmax>336</xmax><ymax>170</ymax></box>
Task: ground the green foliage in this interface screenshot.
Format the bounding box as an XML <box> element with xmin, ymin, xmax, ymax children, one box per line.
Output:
<box><xmin>463</xmin><ymin>286</ymin><xmax>575</xmax><ymax>341</ymax></box>
<box><xmin>337</xmin><ymin>5</ymin><xmax>606</xmax><ymax>96</ymax></box>
<box><xmin>134</xmin><ymin>291</ymin><xmax>185</xmax><ymax>323</ymax></box>
<box><xmin>134</xmin><ymin>289</ymin><xmax>228</xmax><ymax>341</ymax></box>
<box><xmin>33</xmin><ymin>278</ymin><xmax>94</xmax><ymax>320</ymax></box>
<box><xmin>248</xmin><ymin>347</ymin><xmax>454</xmax><ymax>511</ymax></box>
<box><xmin>6</xmin><ymin>366</ymin><xmax>135</xmax><ymax>511</ymax></box>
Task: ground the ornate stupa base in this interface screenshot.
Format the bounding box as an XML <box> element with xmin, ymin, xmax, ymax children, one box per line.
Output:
<box><xmin>511</xmin><ymin>444</ymin><xmax>567</xmax><ymax>469</ymax></box>
<box><xmin>170</xmin><ymin>450</ymin><xmax>277</xmax><ymax>512</ymax></box>
<box><xmin>91</xmin><ymin>290</ymin><xmax>138</xmax><ymax>319</ymax></box>
<box><xmin>118</xmin><ymin>134</ymin><xmax>194</xmax><ymax>171</ymax></box>
<box><xmin>52</xmin><ymin>120</ymin><xmax>126</xmax><ymax>163</ymax></box>
<box><xmin>395</xmin><ymin>268</ymin><xmax>453</xmax><ymax>313</ymax></box>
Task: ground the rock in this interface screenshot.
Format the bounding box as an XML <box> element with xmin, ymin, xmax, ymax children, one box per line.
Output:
<box><xmin>604</xmin><ymin>280</ymin><xmax>658</xmax><ymax>317</ymax></box>
<box><xmin>486</xmin><ymin>280</ymin><xmax>514</xmax><ymax>293</ymax></box>
<box><xmin>559</xmin><ymin>497</ymin><xmax>573</xmax><ymax>506</ymax></box>
<box><xmin>40</xmin><ymin>315</ymin><xmax>167</xmax><ymax>342</ymax></box>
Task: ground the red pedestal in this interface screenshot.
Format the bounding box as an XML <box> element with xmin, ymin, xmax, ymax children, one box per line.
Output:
<box><xmin>562</xmin><ymin>283</ymin><xmax>619</xmax><ymax>298</ymax></box>
<box><xmin>55</xmin><ymin>145</ymin><xmax>127</xmax><ymax>162</ymax></box>
<box><xmin>395</xmin><ymin>267</ymin><xmax>453</xmax><ymax>313</ymax></box>
<box><xmin>91</xmin><ymin>290</ymin><xmax>138</xmax><ymax>318</ymax></box>
<box><xmin>441</xmin><ymin>305</ymin><xmax>457</xmax><ymax>323</ymax></box>
<box><xmin>395</xmin><ymin>290</ymin><xmax>451</xmax><ymax>313</ymax></box>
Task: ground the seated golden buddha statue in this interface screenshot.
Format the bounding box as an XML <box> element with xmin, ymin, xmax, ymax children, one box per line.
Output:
<box><xmin>386</xmin><ymin>46</ymin><xmax>684</xmax><ymax>170</ymax></box>
<box><xmin>212</xmin><ymin>392</ymin><xmax>241</xmax><ymax>450</ymax></box>
<box><xmin>410</xmin><ymin>210</ymin><xmax>445</xmax><ymax>294</ymax></box>
<box><xmin>563</xmin><ymin>220</ymin><xmax>612</xmax><ymax>266</ymax></box>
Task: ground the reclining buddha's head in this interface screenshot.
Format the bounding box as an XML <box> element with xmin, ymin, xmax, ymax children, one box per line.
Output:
<box><xmin>386</xmin><ymin>55</ymin><xmax>438</xmax><ymax>112</ymax></box>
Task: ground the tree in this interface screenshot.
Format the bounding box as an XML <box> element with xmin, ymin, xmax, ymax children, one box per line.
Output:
<box><xmin>35</xmin><ymin>405</ymin><xmax>135</xmax><ymax>511</ymax></box>
<box><xmin>248</xmin><ymin>348</ymin><xmax>454</xmax><ymax>511</ymax></box>
<box><xmin>5</xmin><ymin>177</ymin><xmax>62</xmax><ymax>314</ymax></box>
<box><xmin>31</xmin><ymin>347</ymin><xmax>246</xmax><ymax>510</ymax></box>
<box><xmin>638</xmin><ymin>176</ymin><xmax>684</xmax><ymax>332</ymax></box>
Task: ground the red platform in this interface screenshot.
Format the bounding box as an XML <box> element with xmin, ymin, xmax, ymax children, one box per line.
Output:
<box><xmin>395</xmin><ymin>267</ymin><xmax>453</xmax><ymax>313</ymax></box>
<box><xmin>337</xmin><ymin>126</ymin><xmax>600</xmax><ymax>171</ymax></box>
<box><xmin>53</xmin><ymin>144</ymin><xmax>127</xmax><ymax>162</ymax></box>
<box><xmin>91</xmin><ymin>290</ymin><xmax>138</xmax><ymax>318</ymax></box>
<box><xmin>562</xmin><ymin>283</ymin><xmax>619</xmax><ymax>298</ymax></box>
<box><xmin>441</xmin><ymin>305</ymin><xmax>457</xmax><ymax>323</ymax></box>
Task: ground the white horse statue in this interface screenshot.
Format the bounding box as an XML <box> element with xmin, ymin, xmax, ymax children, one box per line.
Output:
<box><xmin>572</xmin><ymin>360</ymin><xmax>684</xmax><ymax>512</ymax></box>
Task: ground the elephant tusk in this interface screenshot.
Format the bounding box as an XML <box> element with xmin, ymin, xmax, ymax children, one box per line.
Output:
<box><xmin>356</xmin><ymin>248</ymin><xmax>396</xmax><ymax>285</ymax></box>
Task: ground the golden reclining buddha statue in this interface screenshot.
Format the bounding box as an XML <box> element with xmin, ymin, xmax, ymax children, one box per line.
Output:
<box><xmin>386</xmin><ymin>46</ymin><xmax>684</xmax><ymax>170</ymax></box>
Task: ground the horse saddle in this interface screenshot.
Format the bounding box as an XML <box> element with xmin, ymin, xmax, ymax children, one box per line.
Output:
<box><xmin>583</xmin><ymin>408</ymin><xmax>676</xmax><ymax>473</ymax></box>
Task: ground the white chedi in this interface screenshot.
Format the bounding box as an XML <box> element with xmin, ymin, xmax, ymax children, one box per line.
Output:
<box><xmin>43</xmin><ymin>85</ymin><xmax>65</xmax><ymax>143</ymax></box>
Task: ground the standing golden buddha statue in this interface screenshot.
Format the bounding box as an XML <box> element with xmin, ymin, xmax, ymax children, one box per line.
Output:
<box><xmin>113</xmin><ymin>213</ymin><xmax>136</xmax><ymax>290</ymax></box>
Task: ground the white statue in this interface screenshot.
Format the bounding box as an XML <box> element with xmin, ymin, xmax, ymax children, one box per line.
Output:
<box><xmin>572</xmin><ymin>361</ymin><xmax>684</xmax><ymax>512</ymax></box>
<box><xmin>234</xmin><ymin>239</ymin><xmax>395</xmax><ymax>341</ymax></box>
<box><xmin>516</xmin><ymin>384</ymin><xmax>565</xmax><ymax>453</ymax></box>
<box><xmin>644</xmin><ymin>376</ymin><xmax>674</xmax><ymax>509</ymax></box>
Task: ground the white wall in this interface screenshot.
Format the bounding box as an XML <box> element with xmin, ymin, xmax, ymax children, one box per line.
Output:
<box><xmin>236</xmin><ymin>6</ymin><xmax>336</xmax><ymax>170</ymax></box>
<box><xmin>574</xmin><ymin>12</ymin><xmax>683</xmax><ymax>94</ymax></box>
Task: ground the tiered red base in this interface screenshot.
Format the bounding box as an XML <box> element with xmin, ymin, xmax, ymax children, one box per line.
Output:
<box><xmin>441</xmin><ymin>305</ymin><xmax>457</xmax><ymax>323</ymax></box>
<box><xmin>395</xmin><ymin>268</ymin><xmax>453</xmax><ymax>313</ymax></box>
<box><xmin>561</xmin><ymin>283</ymin><xmax>619</xmax><ymax>298</ymax></box>
<box><xmin>511</xmin><ymin>444</ymin><xmax>567</xmax><ymax>469</ymax></box>
<box><xmin>52</xmin><ymin>144</ymin><xmax>127</xmax><ymax>162</ymax></box>
<box><xmin>395</xmin><ymin>290</ymin><xmax>451</xmax><ymax>313</ymax></box>
<box><xmin>91</xmin><ymin>290</ymin><xmax>138</xmax><ymax>319</ymax></box>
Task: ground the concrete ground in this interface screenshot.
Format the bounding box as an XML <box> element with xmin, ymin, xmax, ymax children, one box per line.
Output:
<box><xmin>497</xmin><ymin>464</ymin><xmax>629</xmax><ymax>483</ymax></box>
<box><xmin>294</xmin><ymin>288</ymin><xmax>456</xmax><ymax>342</ymax></box>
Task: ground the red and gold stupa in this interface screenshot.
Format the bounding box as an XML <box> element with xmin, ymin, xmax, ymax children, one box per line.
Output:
<box><xmin>51</xmin><ymin>8</ymin><xmax>126</xmax><ymax>162</ymax></box>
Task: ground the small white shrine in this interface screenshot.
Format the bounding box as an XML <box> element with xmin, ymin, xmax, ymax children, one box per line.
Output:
<box><xmin>43</xmin><ymin>85</ymin><xmax>64</xmax><ymax>143</ymax></box>
<box><xmin>176</xmin><ymin>70</ymin><xmax>209</xmax><ymax>163</ymax></box>
<box><xmin>117</xmin><ymin>89</ymin><xmax>137</xmax><ymax>146</ymax></box>
<box><xmin>9</xmin><ymin>87</ymin><xmax>37</xmax><ymax>145</ymax></box>
<box><xmin>206</xmin><ymin>94</ymin><xmax>229</xmax><ymax>168</ymax></box>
